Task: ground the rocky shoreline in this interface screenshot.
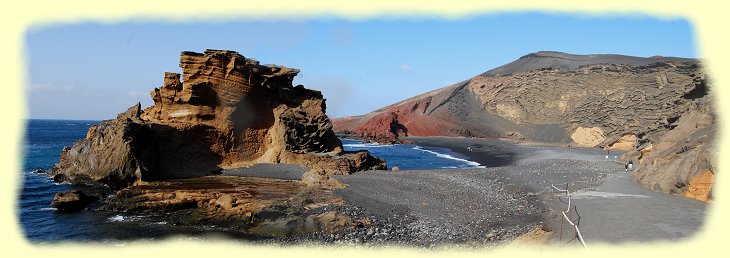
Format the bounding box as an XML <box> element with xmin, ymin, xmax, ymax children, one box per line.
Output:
<box><xmin>57</xmin><ymin>164</ymin><xmax>613</xmax><ymax>247</ymax></box>
<box><xmin>43</xmin><ymin>133</ymin><xmax>708</xmax><ymax>247</ymax></box>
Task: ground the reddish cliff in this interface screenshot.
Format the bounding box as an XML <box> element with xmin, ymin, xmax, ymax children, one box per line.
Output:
<box><xmin>333</xmin><ymin>83</ymin><xmax>487</xmax><ymax>143</ymax></box>
<box><xmin>51</xmin><ymin>50</ymin><xmax>385</xmax><ymax>189</ymax></box>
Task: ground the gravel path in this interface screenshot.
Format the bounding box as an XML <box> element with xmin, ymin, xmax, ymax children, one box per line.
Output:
<box><xmin>566</xmin><ymin>171</ymin><xmax>707</xmax><ymax>244</ymax></box>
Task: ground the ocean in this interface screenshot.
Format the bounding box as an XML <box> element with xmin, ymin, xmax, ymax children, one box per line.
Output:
<box><xmin>341</xmin><ymin>139</ymin><xmax>483</xmax><ymax>170</ymax></box>
<box><xmin>19</xmin><ymin>120</ymin><xmax>482</xmax><ymax>242</ymax></box>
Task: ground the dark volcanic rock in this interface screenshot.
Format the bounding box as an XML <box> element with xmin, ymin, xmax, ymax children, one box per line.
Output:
<box><xmin>50</xmin><ymin>190</ymin><xmax>99</xmax><ymax>212</ymax></box>
<box><xmin>49</xmin><ymin>103</ymin><xmax>151</xmax><ymax>189</ymax></box>
<box><xmin>49</xmin><ymin>50</ymin><xmax>385</xmax><ymax>189</ymax></box>
<box><xmin>52</xmin><ymin>174</ymin><xmax>68</xmax><ymax>183</ymax></box>
<box><xmin>482</xmin><ymin>51</ymin><xmax>694</xmax><ymax>76</ymax></box>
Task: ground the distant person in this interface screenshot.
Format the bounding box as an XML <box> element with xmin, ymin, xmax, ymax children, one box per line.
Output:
<box><xmin>467</xmin><ymin>146</ymin><xmax>473</xmax><ymax>152</ymax></box>
<box><xmin>625</xmin><ymin>160</ymin><xmax>634</xmax><ymax>172</ymax></box>
<box><xmin>606</xmin><ymin>150</ymin><xmax>610</xmax><ymax>160</ymax></box>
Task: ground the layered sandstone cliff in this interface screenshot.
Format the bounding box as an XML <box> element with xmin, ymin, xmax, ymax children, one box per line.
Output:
<box><xmin>51</xmin><ymin>50</ymin><xmax>385</xmax><ymax>189</ymax></box>
<box><xmin>333</xmin><ymin>51</ymin><xmax>715</xmax><ymax>201</ymax></box>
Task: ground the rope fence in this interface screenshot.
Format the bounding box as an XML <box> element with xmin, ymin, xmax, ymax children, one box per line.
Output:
<box><xmin>551</xmin><ymin>183</ymin><xmax>587</xmax><ymax>249</ymax></box>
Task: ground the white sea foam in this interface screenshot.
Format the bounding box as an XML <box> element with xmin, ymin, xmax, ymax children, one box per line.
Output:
<box><xmin>108</xmin><ymin>215</ymin><xmax>125</xmax><ymax>222</ymax></box>
<box><xmin>343</xmin><ymin>143</ymin><xmax>389</xmax><ymax>148</ymax></box>
<box><xmin>38</xmin><ymin>207</ymin><xmax>57</xmax><ymax>211</ymax></box>
<box><xmin>412</xmin><ymin>146</ymin><xmax>483</xmax><ymax>168</ymax></box>
<box><xmin>127</xmin><ymin>215</ymin><xmax>144</xmax><ymax>221</ymax></box>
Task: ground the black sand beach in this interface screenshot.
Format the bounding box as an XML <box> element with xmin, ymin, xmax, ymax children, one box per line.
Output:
<box><xmin>311</xmin><ymin>137</ymin><xmax>623</xmax><ymax>247</ymax></box>
<box><xmin>406</xmin><ymin>136</ymin><xmax>614</xmax><ymax>166</ymax></box>
<box><xmin>391</xmin><ymin>136</ymin><xmax>707</xmax><ymax>245</ymax></box>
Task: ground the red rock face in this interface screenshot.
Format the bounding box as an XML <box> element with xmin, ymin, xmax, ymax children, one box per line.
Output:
<box><xmin>51</xmin><ymin>50</ymin><xmax>385</xmax><ymax>189</ymax></box>
<box><xmin>334</xmin><ymin>83</ymin><xmax>480</xmax><ymax>143</ymax></box>
<box><xmin>361</xmin><ymin>97</ymin><xmax>447</xmax><ymax>137</ymax></box>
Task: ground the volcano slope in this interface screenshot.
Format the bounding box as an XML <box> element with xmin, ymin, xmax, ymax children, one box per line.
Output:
<box><xmin>333</xmin><ymin>51</ymin><xmax>715</xmax><ymax>201</ymax></box>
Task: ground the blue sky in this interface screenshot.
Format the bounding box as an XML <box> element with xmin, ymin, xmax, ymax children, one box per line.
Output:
<box><xmin>26</xmin><ymin>12</ymin><xmax>696</xmax><ymax>120</ymax></box>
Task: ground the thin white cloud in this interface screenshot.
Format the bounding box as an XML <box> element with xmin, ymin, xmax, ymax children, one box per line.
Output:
<box><xmin>27</xmin><ymin>83</ymin><xmax>76</xmax><ymax>92</ymax></box>
<box><xmin>399</xmin><ymin>64</ymin><xmax>414</xmax><ymax>71</ymax></box>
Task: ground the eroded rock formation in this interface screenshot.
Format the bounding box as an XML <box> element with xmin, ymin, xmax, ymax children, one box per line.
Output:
<box><xmin>51</xmin><ymin>50</ymin><xmax>385</xmax><ymax>189</ymax></box>
<box><xmin>333</xmin><ymin>51</ymin><xmax>715</xmax><ymax>201</ymax></box>
<box><xmin>98</xmin><ymin>175</ymin><xmax>364</xmax><ymax>236</ymax></box>
<box><xmin>50</xmin><ymin>190</ymin><xmax>100</xmax><ymax>212</ymax></box>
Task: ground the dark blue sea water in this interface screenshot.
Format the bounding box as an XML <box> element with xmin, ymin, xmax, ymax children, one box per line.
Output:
<box><xmin>21</xmin><ymin>120</ymin><xmax>251</xmax><ymax>242</ymax></box>
<box><xmin>21</xmin><ymin>119</ymin><xmax>98</xmax><ymax>241</ymax></box>
<box><xmin>20</xmin><ymin>120</ymin><xmax>481</xmax><ymax>242</ymax></box>
<box><xmin>341</xmin><ymin>139</ymin><xmax>483</xmax><ymax>170</ymax></box>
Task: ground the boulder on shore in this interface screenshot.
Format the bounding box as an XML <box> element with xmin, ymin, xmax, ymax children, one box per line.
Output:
<box><xmin>50</xmin><ymin>190</ymin><xmax>99</xmax><ymax>212</ymax></box>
